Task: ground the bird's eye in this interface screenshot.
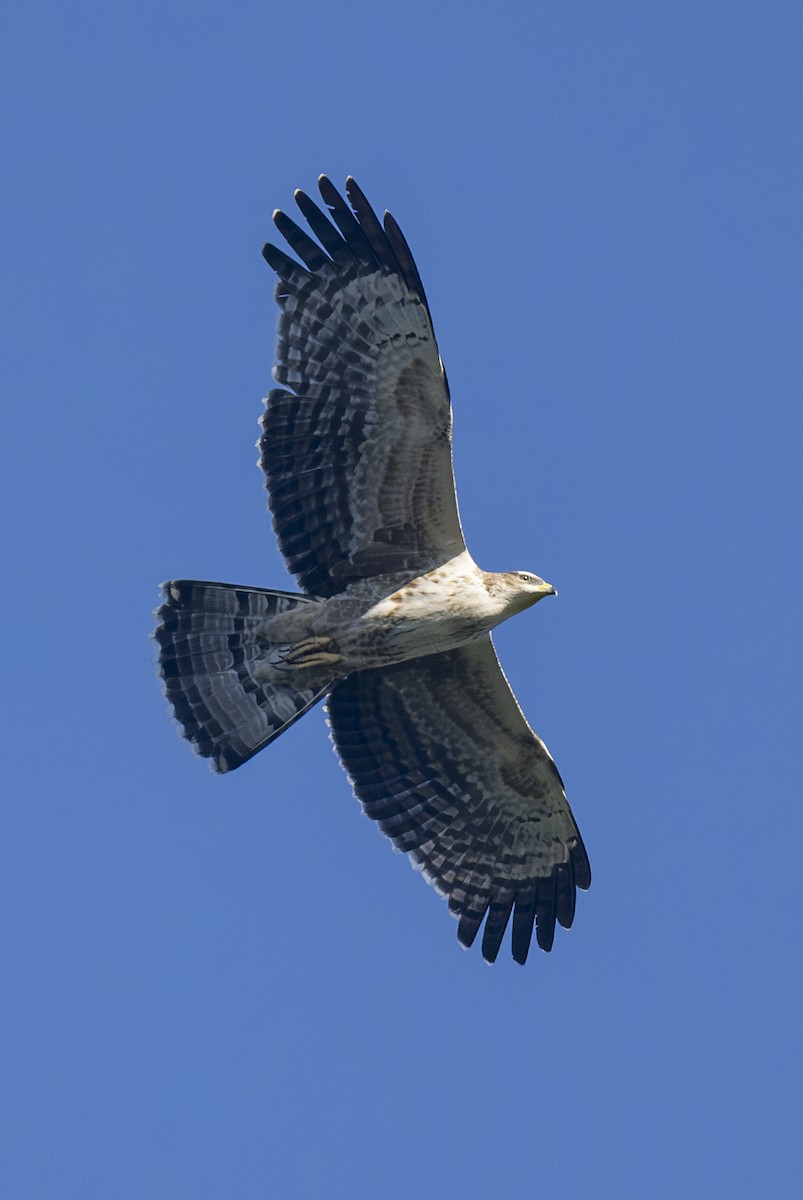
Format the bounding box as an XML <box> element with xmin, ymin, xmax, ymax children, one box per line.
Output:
<box><xmin>518</xmin><ymin>573</ymin><xmax>534</xmax><ymax>583</ymax></box>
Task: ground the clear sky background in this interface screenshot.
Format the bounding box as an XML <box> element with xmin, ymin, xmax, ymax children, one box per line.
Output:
<box><xmin>3</xmin><ymin>1</ymin><xmax>802</xmax><ymax>1196</ymax></box>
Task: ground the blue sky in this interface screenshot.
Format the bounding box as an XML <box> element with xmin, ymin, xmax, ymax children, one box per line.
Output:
<box><xmin>3</xmin><ymin>1</ymin><xmax>802</xmax><ymax>1196</ymax></box>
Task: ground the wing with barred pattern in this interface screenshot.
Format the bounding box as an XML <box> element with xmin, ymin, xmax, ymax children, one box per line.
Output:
<box><xmin>260</xmin><ymin>176</ymin><xmax>465</xmax><ymax>598</ymax></box>
<box><xmin>327</xmin><ymin>637</ymin><xmax>590</xmax><ymax>965</ymax></box>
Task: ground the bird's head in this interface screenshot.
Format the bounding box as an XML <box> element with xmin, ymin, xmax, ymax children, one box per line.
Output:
<box><xmin>494</xmin><ymin>570</ymin><xmax>557</xmax><ymax>615</ymax></box>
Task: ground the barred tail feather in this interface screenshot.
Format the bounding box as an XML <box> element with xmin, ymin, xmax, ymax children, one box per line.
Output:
<box><xmin>154</xmin><ymin>580</ymin><xmax>329</xmax><ymax>773</ymax></box>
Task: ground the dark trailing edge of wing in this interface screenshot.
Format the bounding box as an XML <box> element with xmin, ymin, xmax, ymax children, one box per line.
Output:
<box><xmin>261</xmin><ymin>175</ymin><xmax>432</xmax><ymax>322</ymax></box>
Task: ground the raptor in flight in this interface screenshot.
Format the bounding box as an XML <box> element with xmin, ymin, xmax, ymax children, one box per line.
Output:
<box><xmin>155</xmin><ymin>176</ymin><xmax>590</xmax><ymax>965</ymax></box>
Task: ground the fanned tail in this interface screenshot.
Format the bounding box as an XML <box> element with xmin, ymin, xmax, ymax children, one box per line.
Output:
<box><xmin>154</xmin><ymin>580</ymin><xmax>329</xmax><ymax>772</ymax></box>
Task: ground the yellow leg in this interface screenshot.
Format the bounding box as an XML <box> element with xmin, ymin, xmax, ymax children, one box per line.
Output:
<box><xmin>283</xmin><ymin>636</ymin><xmax>342</xmax><ymax>670</ymax></box>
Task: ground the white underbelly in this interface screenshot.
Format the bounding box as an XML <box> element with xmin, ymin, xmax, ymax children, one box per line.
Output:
<box><xmin>338</xmin><ymin>552</ymin><xmax>498</xmax><ymax>668</ymax></box>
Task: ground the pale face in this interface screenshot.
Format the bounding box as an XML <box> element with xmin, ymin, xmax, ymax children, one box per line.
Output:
<box><xmin>503</xmin><ymin>570</ymin><xmax>557</xmax><ymax>614</ymax></box>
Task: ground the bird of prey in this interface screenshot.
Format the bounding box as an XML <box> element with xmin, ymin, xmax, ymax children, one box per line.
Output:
<box><xmin>155</xmin><ymin>175</ymin><xmax>590</xmax><ymax>965</ymax></box>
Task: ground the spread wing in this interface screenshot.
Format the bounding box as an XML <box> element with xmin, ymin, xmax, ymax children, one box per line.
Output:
<box><xmin>260</xmin><ymin>176</ymin><xmax>465</xmax><ymax>598</ymax></box>
<box><xmin>327</xmin><ymin>638</ymin><xmax>591</xmax><ymax>965</ymax></box>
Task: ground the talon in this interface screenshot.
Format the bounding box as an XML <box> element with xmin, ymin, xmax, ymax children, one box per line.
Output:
<box><xmin>296</xmin><ymin>652</ymin><xmax>342</xmax><ymax>669</ymax></box>
<box><xmin>284</xmin><ymin>635</ymin><xmax>331</xmax><ymax>663</ymax></box>
<box><xmin>283</xmin><ymin>636</ymin><xmax>342</xmax><ymax>671</ymax></box>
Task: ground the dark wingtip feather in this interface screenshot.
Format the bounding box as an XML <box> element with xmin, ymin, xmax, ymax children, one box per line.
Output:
<box><xmin>272</xmin><ymin>208</ymin><xmax>330</xmax><ymax>272</ymax></box>
<box><xmin>266</xmin><ymin>177</ymin><xmax>432</xmax><ymax>320</ymax></box>
<box><xmin>294</xmin><ymin>187</ymin><xmax>353</xmax><ymax>265</ymax></box>
<box><xmin>317</xmin><ymin>175</ymin><xmax>377</xmax><ymax>266</ymax></box>
<box><xmin>511</xmin><ymin>890</ymin><xmax>537</xmax><ymax>965</ymax></box>
<box><xmin>481</xmin><ymin>893</ymin><xmax>515</xmax><ymax>964</ymax></box>
<box><xmin>555</xmin><ymin>861</ymin><xmax>576</xmax><ymax>929</ymax></box>
<box><xmin>262</xmin><ymin>241</ymin><xmax>308</xmax><ymax>277</ymax></box>
<box><xmin>457</xmin><ymin>906</ymin><xmax>486</xmax><ymax>950</ymax></box>
<box><xmin>343</xmin><ymin>177</ymin><xmax>397</xmax><ymax>274</ymax></box>
<box><xmin>383</xmin><ymin>210</ymin><xmax>429</xmax><ymax>310</ymax></box>
<box><xmin>317</xmin><ymin>174</ymin><xmax>341</xmax><ymax>201</ymax></box>
<box><xmin>535</xmin><ymin>877</ymin><xmax>558</xmax><ymax>953</ymax></box>
<box><xmin>570</xmin><ymin>836</ymin><xmax>592</xmax><ymax>891</ymax></box>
